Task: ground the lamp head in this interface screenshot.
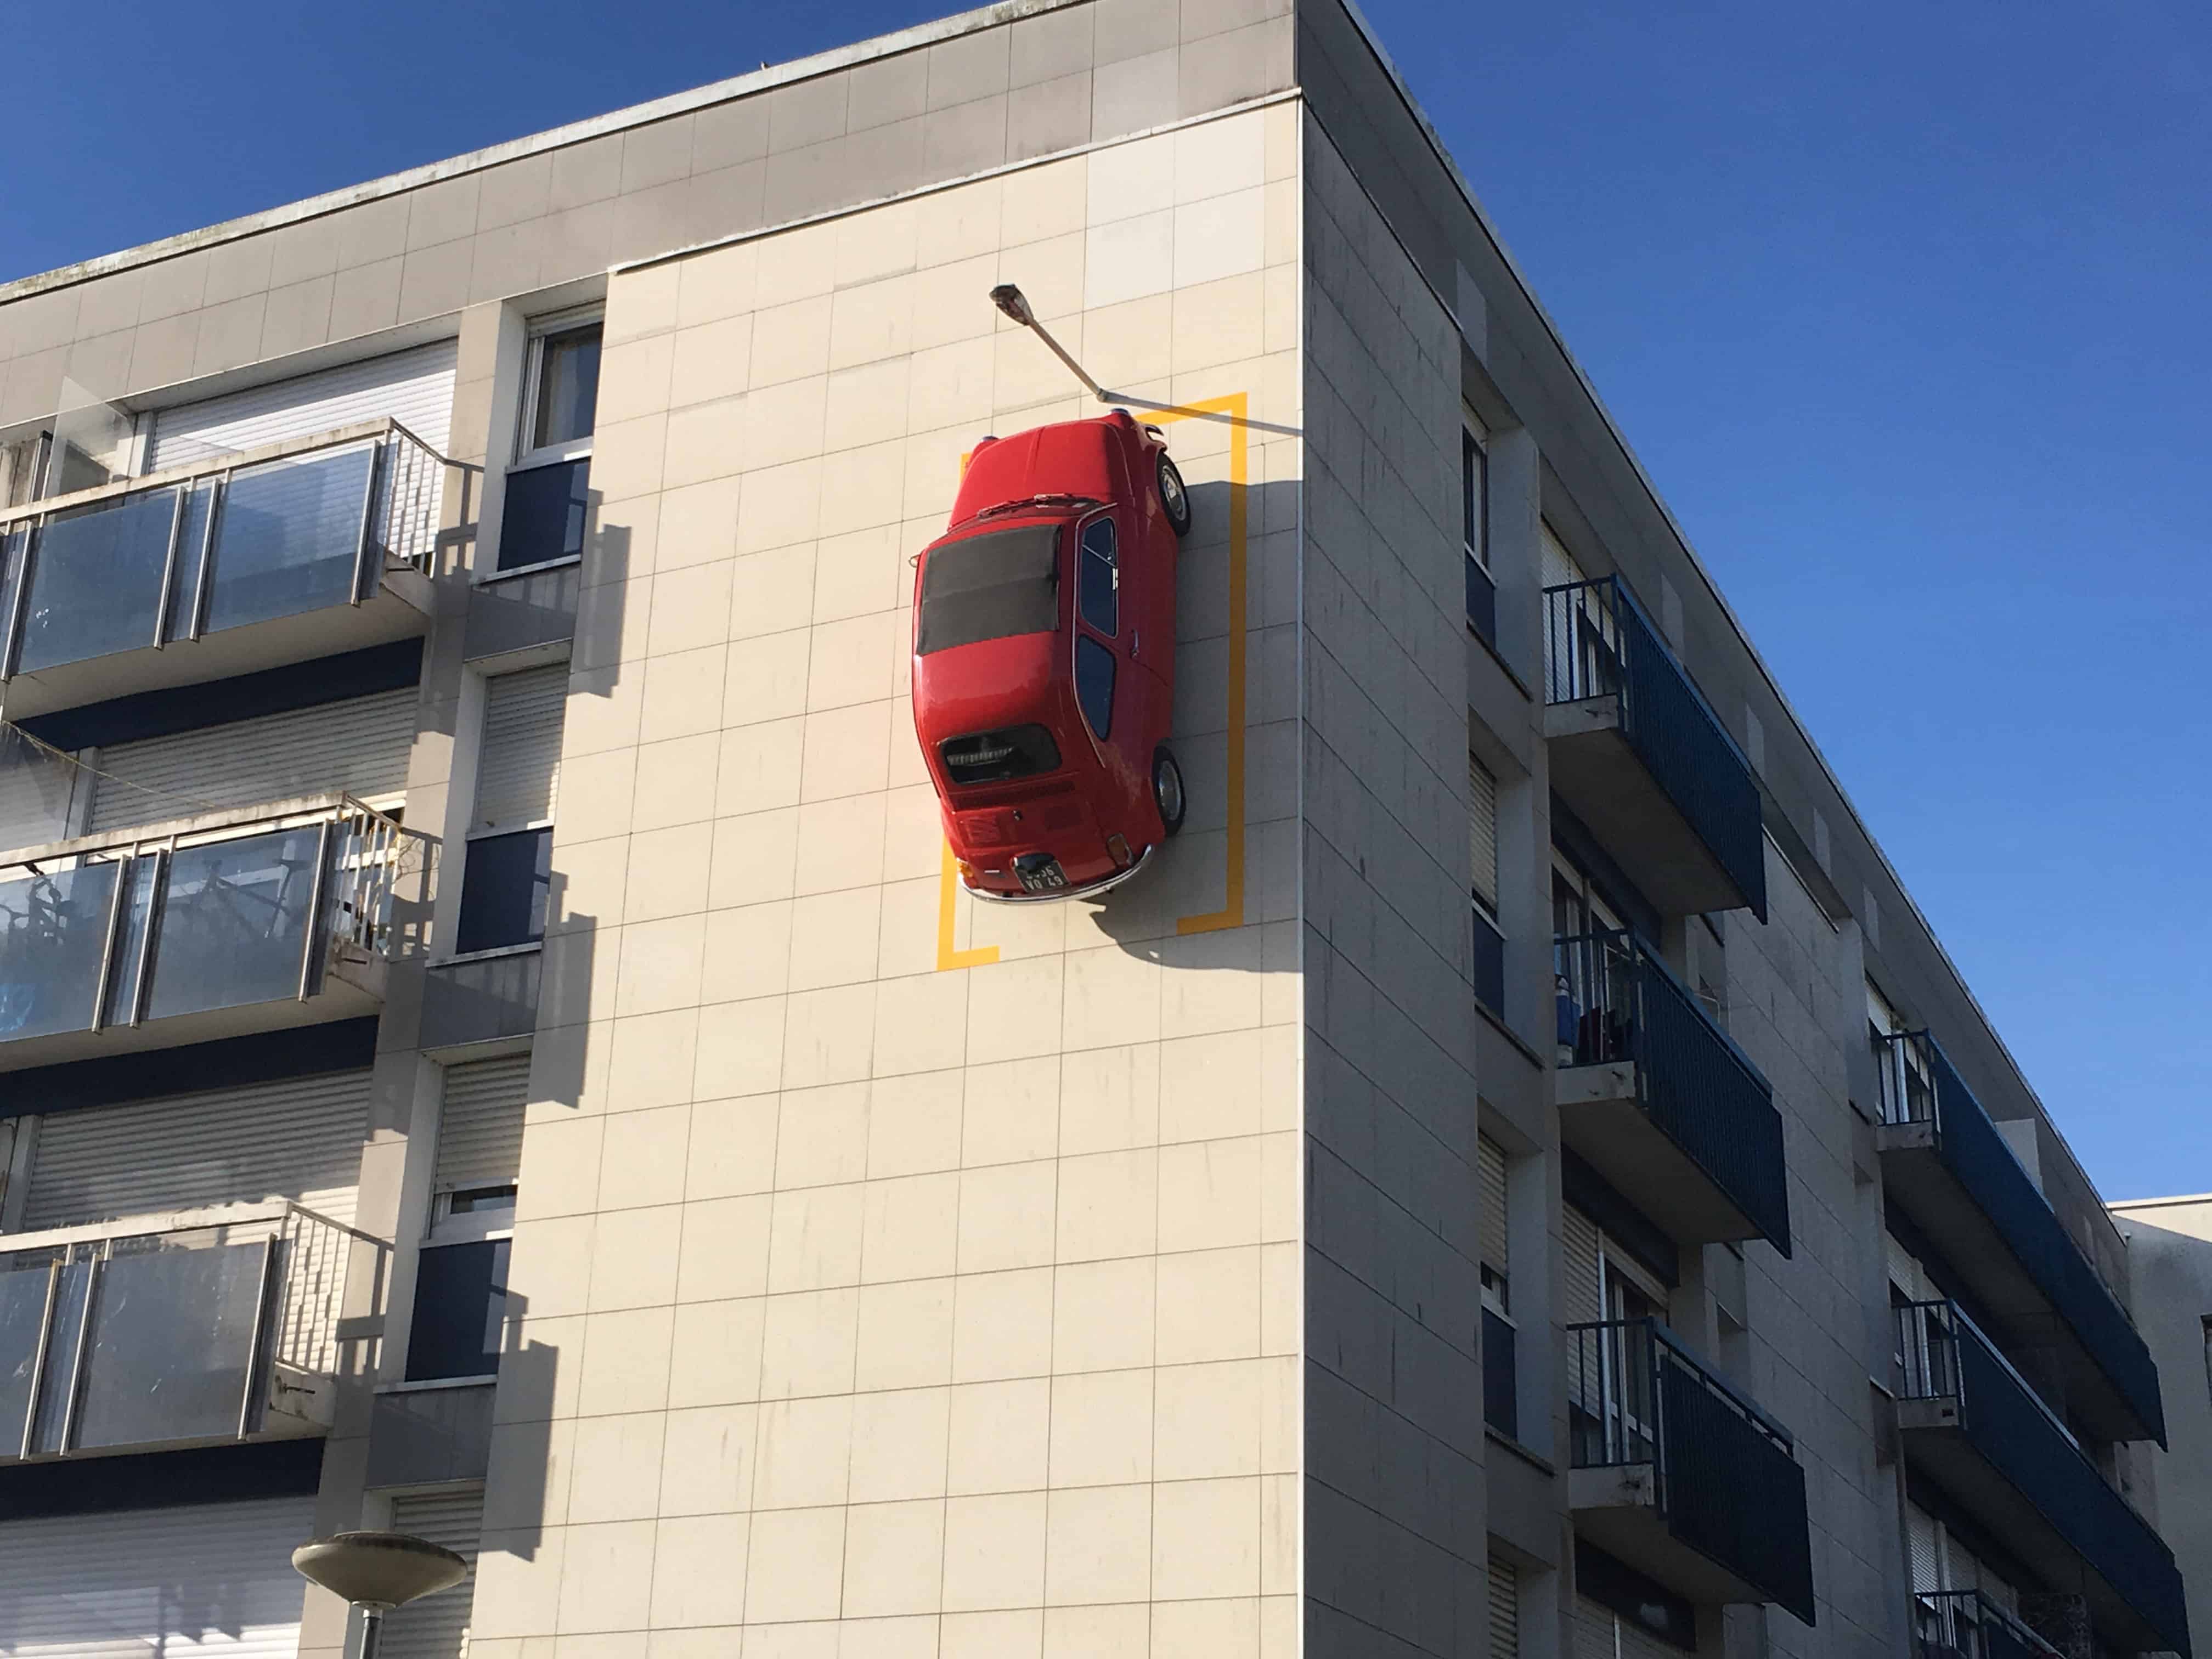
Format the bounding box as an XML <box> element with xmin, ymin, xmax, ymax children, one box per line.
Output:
<box><xmin>989</xmin><ymin>284</ymin><xmax>1034</xmax><ymax>326</ymax></box>
<box><xmin>292</xmin><ymin>1532</ymin><xmax>469</xmax><ymax>1612</ymax></box>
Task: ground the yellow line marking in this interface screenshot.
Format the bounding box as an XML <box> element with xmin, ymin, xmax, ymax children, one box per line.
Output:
<box><xmin>938</xmin><ymin>841</ymin><xmax>1002</xmax><ymax>971</ymax></box>
<box><xmin>933</xmin><ymin>392</ymin><xmax>1252</xmax><ymax>968</ymax></box>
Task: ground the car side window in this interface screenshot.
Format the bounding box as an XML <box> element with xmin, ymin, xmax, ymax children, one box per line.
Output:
<box><xmin>1075</xmin><ymin>634</ymin><xmax>1115</xmax><ymax>740</ymax></box>
<box><xmin>1078</xmin><ymin>516</ymin><xmax>1118</xmax><ymax>635</ymax></box>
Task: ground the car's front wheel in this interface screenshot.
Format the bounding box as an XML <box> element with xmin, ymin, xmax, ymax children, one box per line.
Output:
<box><xmin>1156</xmin><ymin>453</ymin><xmax>1192</xmax><ymax>537</ymax></box>
<box><xmin>1152</xmin><ymin>747</ymin><xmax>1187</xmax><ymax>837</ymax></box>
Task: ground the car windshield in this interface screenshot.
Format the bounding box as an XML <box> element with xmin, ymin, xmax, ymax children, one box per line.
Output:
<box><xmin>916</xmin><ymin>522</ymin><xmax>1063</xmax><ymax>655</ymax></box>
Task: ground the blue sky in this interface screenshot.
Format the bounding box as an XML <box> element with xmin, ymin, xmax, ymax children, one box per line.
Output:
<box><xmin>5</xmin><ymin>1</ymin><xmax>2205</xmax><ymax>1199</ymax></box>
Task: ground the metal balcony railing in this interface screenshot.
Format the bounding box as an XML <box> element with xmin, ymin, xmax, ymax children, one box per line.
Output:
<box><xmin>1556</xmin><ymin>928</ymin><xmax>1791</xmax><ymax>1252</ymax></box>
<box><xmin>0</xmin><ymin>1201</ymin><xmax>383</xmax><ymax>1460</ymax></box>
<box><xmin>1566</xmin><ymin>1317</ymin><xmax>1815</xmax><ymax>1622</ymax></box>
<box><xmin>1541</xmin><ymin>576</ymin><xmax>1765</xmax><ymax>916</ymax></box>
<box><xmin>0</xmin><ymin>794</ymin><xmax>425</xmax><ymax>1046</ymax></box>
<box><xmin>0</xmin><ymin>418</ymin><xmax>445</xmax><ymax>681</ymax></box>
<box><xmin>1911</xmin><ymin>1589</ymin><xmax>2062</xmax><ymax>1659</ymax></box>
<box><xmin>1894</xmin><ymin>1301</ymin><xmax>2191</xmax><ymax>1656</ymax></box>
<box><xmin>1876</xmin><ymin>1030</ymin><xmax>2164</xmax><ymax>1444</ymax></box>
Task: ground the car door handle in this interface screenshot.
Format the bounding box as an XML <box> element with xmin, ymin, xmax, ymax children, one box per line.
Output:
<box><xmin>1131</xmin><ymin>631</ymin><xmax>1139</xmax><ymax>659</ymax></box>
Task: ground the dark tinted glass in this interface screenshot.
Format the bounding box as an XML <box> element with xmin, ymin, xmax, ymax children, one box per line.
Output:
<box><xmin>15</xmin><ymin>490</ymin><xmax>178</xmax><ymax>672</ymax></box>
<box><xmin>1077</xmin><ymin>517</ymin><xmax>1118</xmax><ymax>635</ymax></box>
<box><xmin>202</xmin><ymin>446</ymin><xmax>375</xmax><ymax>633</ymax></box>
<box><xmin>456</xmin><ymin>828</ymin><xmax>553</xmax><ymax>954</ymax></box>
<box><xmin>142</xmin><ymin>827</ymin><xmax>325</xmax><ymax>1020</ymax></box>
<box><xmin>498</xmin><ymin>458</ymin><xmax>591</xmax><ymax>572</ymax></box>
<box><xmin>533</xmin><ymin>325</ymin><xmax>602</xmax><ymax>448</ymax></box>
<box><xmin>917</xmin><ymin>522</ymin><xmax>1062</xmax><ymax>654</ymax></box>
<box><xmin>406</xmin><ymin>1239</ymin><xmax>510</xmax><ymax>1381</ymax></box>
<box><xmin>1075</xmin><ymin>635</ymin><xmax>1115</xmax><ymax>740</ymax></box>
<box><xmin>940</xmin><ymin>724</ymin><xmax>1061</xmax><ymax>786</ymax></box>
<box><xmin>1466</xmin><ymin>553</ymin><xmax>1496</xmax><ymax>645</ymax></box>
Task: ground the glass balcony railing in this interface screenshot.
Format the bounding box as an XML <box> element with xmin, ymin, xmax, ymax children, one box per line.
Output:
<box><xmin>1556</xmin><ymin>927</ymin><xmax>1791</xmax><ymax>1252</ymax></box>
<box><xmin>0</xmin><ymin>1202</ymin><xmax>380</xmax><ymax>1462</ymax></box>
<box><xmin>1895</xmin><ymin>1301</ymin><xmax>2191</xmax><ymax>1657</ymax></box>
<box><xmin>1876</xmin><ymin>1030</ymin><xmax>2165</xmax><ymax>1446</ymax></box>
<box><xmin>1911</xmin><ymin>1589</ymin><xmax>2062</xmax><ymax>1659</ymax></box>
<box><xmin>0</xmin><ymin>795</ymin><xmax>423</xmax><ymax>1049</ymax></box>
<box><xmin>1542</xmin><ymin>577</ymin><xmax>1766</xmax><ymax>918</ymax></box>
<box><xmin>0</xmin><ymin>417</ymin><xmax>443</xmax><ymax>688</ymax></box>
<box><xmin>1567</xmin><ymin>1317</ymin><xmax>1815</xmax><ymax>1623</ymax></box>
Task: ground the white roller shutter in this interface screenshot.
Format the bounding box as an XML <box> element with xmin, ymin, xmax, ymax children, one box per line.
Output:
<box><xmin>381</xmin><ymin>1487</ymin><xmax>484</xmax><ymax>1659</ymax></box>
<box><xmin>0</xmin><ymin>1495</ymin><xmax>312</xmax><ymax>1659</ymax></box>
<box><xmin>1487</xmin><ymin>1555</ymin><xmax>1519</xmax><ymax>1657</ymax></box>
<box><xmin>437</xmin><ymin>1054</ymin><xmax>531</xmax><ymax>1194</ymax></box>
<box><xmin>1565</xmin><ymin>1204</ymin><xmax>1603</xmax><ymax>1329</ymax></box>
<box><xmin>1906</xmin><ymin>1503</ymin><xmax>1940</xmax><ymax>1592</ymax></box>
<box><xmin>88</xmin><ymin>687</ymin><xmax>416</xmax><ymax>833</ymax></box>
<box><xmin>148</xmin><ymin>342</ymin><xmax>459</xmax><ymax>472</ymax></box>
<box><xmin>22</xmin><ymin>1069</ymin><xmax>372</xmax><ymax>1231</ymax></box>
<box><xmin>1468</xmin><ymin>754</ymin><xmax>1499</xmax><ymax>913</ymax></box>
<box><xmin>1479</xmin><ymin>1135</ymin><xmax>1509</xmax><ymax>1274</ymax></box>
<box><xmin>1541</xmin><ymin>523</ymin><xmax>1587</xmax><ymax>592</ymax></box>
<box><xmin>472</xmin><ymin>666</ymin><xmax>567</xmax><ymax>832</ymax></box>
<box><xmin>1616</xmin><ymin>1617</ymin><xmax>1675</xmax><ymax>1659</ymax></box>
<box><xmin>1571</xmin><ymin>1600</ymin><xmax>1616</xmax><ymax>1659</ymax></box>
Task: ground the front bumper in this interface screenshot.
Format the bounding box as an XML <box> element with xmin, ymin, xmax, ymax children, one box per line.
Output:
<box><xmin>968</xmin><ymin>843</ymin><xmax>1154</xmax><ymax>904</ymax></box>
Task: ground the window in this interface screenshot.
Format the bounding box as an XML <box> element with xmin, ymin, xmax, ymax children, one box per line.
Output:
<box><xmin>1075</xmin><ymin>634</ymin><xmax>1115</xmax><ymax>739</ymax></box>
<box><xmin>1469</xmin><ymin>754</ymin><xmax>1504</xmax><ymax>1014</ymax></box>
<box><xmin>1480</xmin><ymin>1134</ymin><xmax>1515</xmax><ymax>1438</ymax></box>
<box><xmin>455</xmin><ymin>667</ymin><xmax>566</xmax><ymax>954</ymax></box>
<box><xmin>1077</xmin><ymin>516</ymin><xmax>1119</xmax><ymax>635</ymax></box>
<box><xmin>408</xmin><ymin>1054</ymin><xmax>526</xmax><ymax>1383</ymax></box>
<box><xmin>496</xmin><ymin>315</ymin><xmax>602</xmax><ymax>572</ymax></box>
<box><xmin>1463</xmin><ymin>424</ymin><xmax>1494</xmax><ymax>645</ymax></box>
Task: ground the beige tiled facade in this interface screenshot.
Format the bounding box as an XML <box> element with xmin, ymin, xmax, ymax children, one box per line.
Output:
<box><xmin>472</xmin><ymin>101</ymin><xmax>1306</xmax><ymax>1654</ymax></box>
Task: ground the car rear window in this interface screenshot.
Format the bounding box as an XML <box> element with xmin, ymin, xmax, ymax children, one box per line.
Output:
<box><xmin>916</xmin><ymin>523</ymin><xmax>1062</xmax><ymax>656</ymax></box>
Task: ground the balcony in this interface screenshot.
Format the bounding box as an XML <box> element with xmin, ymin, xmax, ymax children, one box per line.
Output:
<box><xmin>1555</xmin><ymin>929</ymin><xmax>1791</xmax><ymax>1253</ymax></box>
<box><xmin>1876</xmin><ymin>1031</ymin><xmax>2164</xmax><ymax>1446</ymax></box>
<box><xmin>0</xmin><ymin>794</ymin><xmax>427</xmax><ymax>1070</ymax></box>
<box><xmin>1542</xmin><ymin>578</ymin><xmax>1765</xmax><ymax>919</ymax></box>
<box><xmin>1911</xmin><ymin>1590</ymin><xmax>2063</xmax><ymax>1659</ymax></box>
<box><xmin>1894</xmin><ymin>1302</ymin><xmax>2191</xmax><ymax>1657</ymax></box>
<box><xmin>1566</xmin><ymin>1318</ymin><xmax>1815</xmax><ymax>1624</ymax></box>
<box><xmin>0</xmin><ymin>419</ymin><xmax>443</xmax><ymax>720</ymax></box>
<box><xmin>0</xmin><ymin>1202</ymin><xmax>381</xmax><ymax>1465</ymax></box>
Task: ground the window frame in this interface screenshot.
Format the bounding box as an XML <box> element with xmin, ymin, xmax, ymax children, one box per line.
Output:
<box><xmin>515</xmin><ymin>308</ymin><xmax>605</xmax><ymax>470</ymax></box>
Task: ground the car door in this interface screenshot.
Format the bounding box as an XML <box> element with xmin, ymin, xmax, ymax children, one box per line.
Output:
<box><xmin>1072</xmin><ymin>511</ymin><xmax>1145</xmax><ymax>810</ymax></box>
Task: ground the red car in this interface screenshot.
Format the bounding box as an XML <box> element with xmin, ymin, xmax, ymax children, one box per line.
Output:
<box><xmin>912</xmin><ymin>410</ymin><xmax>1192</xmax><ymax>900</ymax></box>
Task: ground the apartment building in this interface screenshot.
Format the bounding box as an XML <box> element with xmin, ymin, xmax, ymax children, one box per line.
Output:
<box><xmin>2109</xmin><ymin>1195</ymin><xmax>2212</xmax><ymax>1653</ymax></box>
<box><xmin>0</xmin><ymin>1</ymin><xmax>2188</xmax><ymax>1657</ymax></box>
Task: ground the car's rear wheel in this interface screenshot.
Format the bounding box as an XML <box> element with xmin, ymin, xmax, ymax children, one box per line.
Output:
<box><xmin>1156</xmin><ymin>453</ymin><xmax>1192</xmax><ymax>537</ymax></box>
<box><xmin>1152</xmin><ymin>747</ymin><xmax>1187</xmax><ymax>837</ymax></box>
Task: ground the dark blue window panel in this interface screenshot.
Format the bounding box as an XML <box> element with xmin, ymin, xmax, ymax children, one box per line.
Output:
<box><xmin>407</xmin><ymin>1240</ymin><xmax>510</xmax><ymax>1383</ymax></box>
<box><xmin>1075</xmin><ymin>634</ymin><xmax>1115</xmax><ymax>741</ymax></box>
<box><xmin>456</xmin><ymin>828</ymin><xmax>552</xmax><ymax>955</ymax></box>
<box><xmin>497</xmin><ymin>458</ymin><xmax>591</xmax><ymax>572</ymax></box>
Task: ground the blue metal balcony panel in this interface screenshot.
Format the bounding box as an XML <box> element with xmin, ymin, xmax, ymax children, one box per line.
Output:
<box><xmin>1897</xmin><ymin>1302</ymin><xmax>2190</xmax><ymax>1658</ymax></box>
<box><xmin>1880</xmin><ymin>1031</ymin><xmax>2165</xmax><ymax>1447</ymax></box>
<box><xmin>1567</xmin><ymin>1318</ymin><xmax>1815</xmax><ymax>1624</ymax></box>
<box><xmin>1542</xmin><ymin>577</ymin><xmax>1767</xmax><ymax>920</ymax></box>
<box><xmin>1557</xmin><ymin>930</ymin><xmax>1791</xmax><ymax>1254</ymax></box>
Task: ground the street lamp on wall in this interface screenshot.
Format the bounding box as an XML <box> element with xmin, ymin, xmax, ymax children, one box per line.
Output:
<box><xmin>293</xmin><ymin>1531</ymin><xmax>469</xmax><ymax>1659</ymax></box>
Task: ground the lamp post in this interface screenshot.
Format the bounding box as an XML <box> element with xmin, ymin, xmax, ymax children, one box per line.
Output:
<box><xmin>292</xmin><ymin>1531</ymin><xmax>469</xmax><ymax>1659</ymax></box>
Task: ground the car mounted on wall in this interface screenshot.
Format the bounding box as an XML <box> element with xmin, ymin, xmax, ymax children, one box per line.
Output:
<box><xmin>911</xmin><ymin>409</ymin><xmax>1192</xmax><ymax>901</ymax></box>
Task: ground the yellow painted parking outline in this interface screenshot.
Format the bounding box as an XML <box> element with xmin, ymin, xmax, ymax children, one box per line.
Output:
<box><xmin>936</xmin><ymin>391</ymin><xmax>1250</xmax><ymax>968</ymax></box>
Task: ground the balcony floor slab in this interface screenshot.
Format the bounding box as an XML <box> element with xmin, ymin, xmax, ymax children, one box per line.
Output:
<box><xmin>1</xmin><ymin>575</ymin><xmax>430</xmax><ymax>722</ymax></box>
<box><xmin>1558</xmin><ymin>1063</ymin><xmax>1765</xmax><ymax>1245</ymax></box>
<box><xmin>0</xmin><ymin>961</ymin><xmax>382</xmax><ymax>1074</ymax></box>
<box><xmin>1569</xmin><ymin>1463</ymin><xmax>1768</xmax><ymax>1610</ymax></box>
<box><xmin>1545</xmin><ymin>695</ymin><xmax>1751</xmax><ymax>916</ymax></box>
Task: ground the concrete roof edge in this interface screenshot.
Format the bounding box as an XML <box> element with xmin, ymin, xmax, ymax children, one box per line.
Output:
<box><xmin>1324</xmin><ymin>0</ymin><xmax>2109</xmax><ymax>1201</ymax></box>
<box><xmin>0</xmin><ymin>0</ymin><xmax>1084</xmax><ymax>304</ymax></box>
<box><xmin>2111</xmin><ymin>1194</ymin><xmax>2212</xmax><ymax>1214</ymax></box>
